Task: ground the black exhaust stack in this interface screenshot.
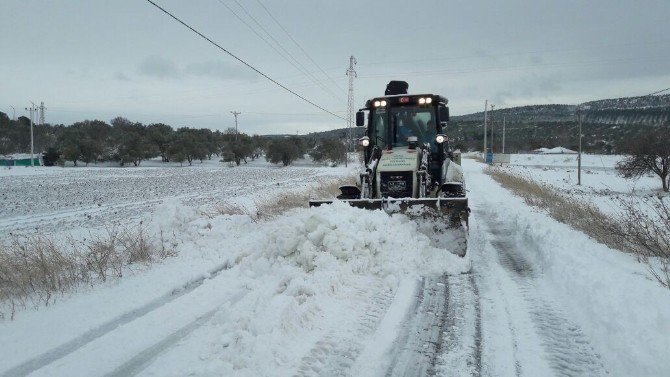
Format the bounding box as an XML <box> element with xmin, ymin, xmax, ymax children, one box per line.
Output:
<box><xmin>385</xmin><ymin>81</ymin><xmax>409</xmax><ymax>95</ymax></box>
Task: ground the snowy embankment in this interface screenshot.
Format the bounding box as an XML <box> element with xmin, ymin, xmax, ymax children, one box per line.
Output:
<box><xmin>466</xmin><ymin>158</ymin><xmax>669</xmax><ymax>376</ymax></box>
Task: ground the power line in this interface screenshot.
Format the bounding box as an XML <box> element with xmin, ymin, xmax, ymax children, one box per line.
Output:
<box><xmin>254</xmin><ymin>0</ymin><xmax>346</xmax><ymax>93</ymax></box>
<box><xmin>215</xmin><ymin>0</ymin><xmax>344</xmax><ymax>103</ymax></box>
<box><xmin>645</xmin><ymin>87</ymin><xmax>670</xmax><ymax>96</ymax></box>
<box><xmin>230</xmin><ymin>0</ymin><xmax>343</xmax><ymax>102</ymax></box>
<box><xmin>360</xmin><ymin>39</ymin><xmax>669</xmax><ymax>67</ymax></box>
<box><xmin>145</xmin><ymin>0</ymin><xmax>345</xmax><ymax>121</ymax></box>
<box><xmin>242</xmin><ymin>111</ymin><xmax>346</xmax><ymax>116</ymax></box>
<box><xmin>358</xmin><ymin>54</ymin><xmax>670</xmax><ymax>79</ymax></box>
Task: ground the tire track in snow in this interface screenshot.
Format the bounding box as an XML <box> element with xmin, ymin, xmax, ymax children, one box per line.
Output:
<box><xmin>483</xmin><ymin>210</ymin><xmax>607</xmax><ymax>376</ymax></box>
<box><xmin>429</xmin><ymin>273</ymin><xmax>482</xmax><ymax>377</ymax></box>
<box><xmin>296</xmin><ymin>282</ymin><xmax>395</xmax><ymax>377</ymax></box>
<box><xmin>3</xmin><ymin>262</ymin><xmax>232</xmax><ymax>377</ymax></box>
<box><xmin>102</xmin><ymin>288</ymin><xmax>249</xmax><ymax>377</ymax></box>
<box><xmin>103</xmin><ymin>308</ymin><xmax>219</xmax><ymax>377</ymax></box>
<box><xmin>384</xmin><ymin>276</ymin><xmax>446</xmax><ymax>377</ymax></box>
<box><xmin>471</xmin><ymin>207</ymin><xmax>540</xmax><ymax>376</ymax></box>
<box><xmin>384</xmin><ymin>273</ymin><xmax>481</xmax><ymax>377</ymax></box>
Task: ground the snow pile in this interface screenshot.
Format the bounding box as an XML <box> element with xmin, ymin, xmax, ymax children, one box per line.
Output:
<box><xmin>136</xmin><ymin>202</ymin><xmax>470</xmax><ymax>376</ymax></box>
<box><xmin>0</xmin><ymin>197</ymin><xmax>470</xmax><ymax>376</ymax></box>
<box><xmin>512</xmin><ymin>153</ymin><xmax>622</xmax><ymax>168</ymax></box>
<box><xmin>241</xmin><ymin>202</ymin><xmax>470</xmax><ymax>277</ymax></box>
<box><xmin>532</xmin><ymin>146</ymin><xmax>577</xmax><ymax>154</ymax></box>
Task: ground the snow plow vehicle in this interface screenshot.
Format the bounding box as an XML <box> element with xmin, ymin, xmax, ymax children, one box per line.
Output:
<box><xmin>310</xmin><ymin>81</ymin><xmax>469</xmax><ymax>253</ymax></box>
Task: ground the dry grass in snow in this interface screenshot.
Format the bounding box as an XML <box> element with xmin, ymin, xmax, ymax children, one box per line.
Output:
<box><xmin>486</xmin><ymin>166</ymin><xmax>670</xmax><ymax>288</ymax></box>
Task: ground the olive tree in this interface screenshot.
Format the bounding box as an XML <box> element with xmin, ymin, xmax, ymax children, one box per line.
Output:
<box><xmin>616</xmin><ymin>127</ymin><xmax>670</xmax><ymax>192</ymax></box>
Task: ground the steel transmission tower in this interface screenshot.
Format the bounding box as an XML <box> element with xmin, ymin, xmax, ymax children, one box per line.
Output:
<box><xmin>230</xmin><ymin>111</ymin><xmax>241</xmax><ymax>141</ymax></box>
<box><xmin>39</xmin><ymin>102</ymin><xmax>46</xmax><ymax>125</ymax></box>
<box><xmin>346</xmin><ymin>55</ymin><xmax>357</xmax><ymax>164</ymax></box>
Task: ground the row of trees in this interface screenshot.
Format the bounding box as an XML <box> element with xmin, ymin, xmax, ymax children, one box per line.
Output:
<box><xmin>52</xmin><ymin>117</ymin><xmax>266</xmax><ymax>167</ymax></box>
<box><xmin>263</xmin><ymin>136</ymin><xmax>346</xmax><ymax>166</ymax></box>
<box><xmin>0</xmin><ymin>112</ymin><xmax>347</xmax><ymax>167</ymax></box>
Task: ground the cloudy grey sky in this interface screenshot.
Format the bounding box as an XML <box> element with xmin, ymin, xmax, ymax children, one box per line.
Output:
<box><xmin>1</xmin><ymin>0</ymin><xmax>668</xmax><ymax>134</ymax></box>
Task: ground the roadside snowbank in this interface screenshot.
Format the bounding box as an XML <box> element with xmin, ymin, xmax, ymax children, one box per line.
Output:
<box><xmin>465</xmin><ymin>159</ymin><xmax>670</xmax><ymax>377</ymax></box>
<box><xmin>1</xmin><ymin>197</ymin><xmax>469</xmax><ymax>376</ymax></box>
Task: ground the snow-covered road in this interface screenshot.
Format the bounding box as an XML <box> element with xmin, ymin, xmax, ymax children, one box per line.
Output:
<box><xmin>2</xmin><ymin>159</ymin><xmax>668</xmax><ymax>376</ymax></box>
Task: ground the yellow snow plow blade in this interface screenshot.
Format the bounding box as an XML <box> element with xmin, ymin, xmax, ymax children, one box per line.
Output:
<box><xmin>309</xmin><ymin>197</ymin><xmax>469</xmax><ymax>227</ymax></box>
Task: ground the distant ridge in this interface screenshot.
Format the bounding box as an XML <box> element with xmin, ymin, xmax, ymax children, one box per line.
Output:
<box><xmin>296</xmin><ymin>94</ymin><xmax>669</xmax><ymax>154</ymax></box>
<box><xmin>452</xmin><ymin>94</ymin><xmax>670</xmax><ymax>126</ymax></box>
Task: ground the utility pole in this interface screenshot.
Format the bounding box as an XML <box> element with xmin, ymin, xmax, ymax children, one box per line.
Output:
<box><xmin>10</xmin><ymin>106</ymin><xmax>15</xmax><ymax>120</ymax></box>
<box><xmin>489</xmin><ymin>104</ymin><xmax>495</xmax><ymax>153</ymax></box>
<box><xmin>39</xmin><ymin>102</ymin><xmax>46</xmax><ymax>125</ymax></box>
<box><xmin>577</xmin><ymin>106</ymin><xmax>582</xmax><ymax>186</ymax></box>
<box><xmin>25</xmin><ymin>102</ymin><xmax>36</xmax><ymax>167</ymax></box>
<box><xmin>502</xmin><ymin>116</ymin><xmax>506</xmax><ymax>154</ymax></box>
<box><xmin>230</xmin><ymin>111</ymin><xmax>241</xmax><ymax>140</ymax></box>
<box><xmin>483</xmin><ymin>100</ymin><xmax>488</xmax><ymax>153</ymax></box>
<box><xmin>345</xmin><ymin>55</ymin><xmax>357</xmax><ymax>168</ymax></box>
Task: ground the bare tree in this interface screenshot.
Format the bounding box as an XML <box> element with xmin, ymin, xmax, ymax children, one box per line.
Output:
<box><xmin>614</xmin><ymin>196</ymin><xmax>670</xmax><ymax>288</ymax></box>
<box><xmin>616</xmin><ymin>127</ymin><xmax>670</xmax><ymax>192</ymax></box>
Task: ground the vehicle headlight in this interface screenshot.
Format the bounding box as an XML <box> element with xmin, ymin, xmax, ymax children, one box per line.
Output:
<box><xmin>425</xmin><ymin>97</ymin><xmax>432</xmax><ymax>104</ymax></box>
<box><xmin>373</xmin><ymin>101</ymin><xmax>381</xmax><ymax>107</ymax></box>
<box><xmin>380</xmin><ymin>100</ymin><xmax>387</xmax><ymax>106</ymax></box>
<box><xmin>359</xmin><ymin>137</ymin><xmax>370</xmax><ymax>147</ymax></box>
<box><xmin>418</xmin><ymin>98</ymin><xmax>426</xmax><ymax>105</ymax></box>
<box><xmin>435</xmin><ymin>134</ymin><xmax>447</xmax><ymax>144</ymax></box>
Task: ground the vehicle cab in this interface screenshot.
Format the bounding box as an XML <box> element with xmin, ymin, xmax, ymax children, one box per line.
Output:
<box><xmin>356</xmin><ymin>91</ymin><xmax>451</xmax><ymax>179</ymax></box>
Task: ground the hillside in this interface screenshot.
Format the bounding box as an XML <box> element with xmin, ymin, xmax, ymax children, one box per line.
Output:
<box><xmin>314</xmin><ymin>94</ymin><xmax>669</xmax><ymax>153</ymax></box>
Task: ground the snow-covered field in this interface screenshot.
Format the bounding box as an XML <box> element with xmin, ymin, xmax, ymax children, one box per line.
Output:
<box><xmin>0</xmin><ymin>158</ymin><xmax>351</xmax><ymax>236</ymax></box>
<box><xmin>504</xmin><ymin>153</ymin><xmax>665</xmax><ymax>215</ymax></box>
<box><xmin>1</xmin><ymin>157</ymin><xmax>669</xmax><ymax>376</ymax></box>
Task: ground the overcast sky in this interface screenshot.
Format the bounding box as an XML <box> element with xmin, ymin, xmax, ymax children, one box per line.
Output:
<box><xmin>1</xmin><ymin>0</ymin><xmax>668</xmax><ymax>134</ymax></box>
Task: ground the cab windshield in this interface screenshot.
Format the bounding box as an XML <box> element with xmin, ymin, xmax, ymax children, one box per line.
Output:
<box><xmin>370</xmin><ymin>106</ymin><xmax>437</xmax><ymax>149</ymax></box>
<box><xmin>391</xmin><ymin>106</ymin><xmax>436</xmax><ymax>148</ymax></box>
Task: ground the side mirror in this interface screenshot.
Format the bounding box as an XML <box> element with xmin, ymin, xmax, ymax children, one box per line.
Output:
<box><xmin>439</xmin><ymin>106</ymin><xmax>450</xmax><ymax>122</ymax></box>
<box><xmin>356</xmin><ymin>111</ymin><xmax>365</xmax><ymax>127</ymax></box>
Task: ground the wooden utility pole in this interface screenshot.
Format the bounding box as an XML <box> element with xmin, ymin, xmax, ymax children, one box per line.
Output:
<box><xmin>483</xmin><ymin>100</ymin><xmax>488</xmax><ymax>153</ymax></box>
<box><xmin>577</xmin><ymin>106</ymin><xmax>582</xmax><ymax>186</ymax></box>
<box><xmin>502</xmin><ymin>116</ymin><xmax>506</xmax><ymax>154</ymax></box>
<box><xmin>489</xmin><ymin>104</ymin><xmax>495</xmax><ymax>153</ymax></box>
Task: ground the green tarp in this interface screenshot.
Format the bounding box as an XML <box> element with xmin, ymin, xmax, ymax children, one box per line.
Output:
<box><xmin>0</xmin><ymin>158</ymin><xmax>41</xmax><ymax>166</ymax></box>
